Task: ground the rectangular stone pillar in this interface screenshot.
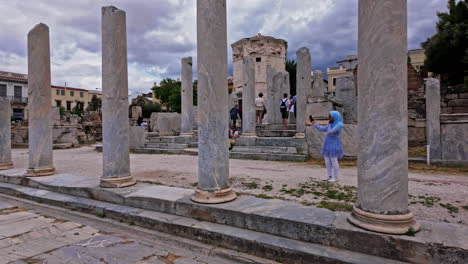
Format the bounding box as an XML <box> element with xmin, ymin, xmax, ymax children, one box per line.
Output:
<box><xmin>181</xmin><ymin>56</ymin><xmax>194</xmax><ymax>136</ymax></box>
<box><xmin>242</xmin><ymin>57</ymin><xmax>256</xmax><ymax>137</ymax></box>
<box><xmin>425</xmin><ymin>78</ymin><xmax>441</xmax><ymax>161</ymax></box>
<box><xmin>295</xmin><ymin>47</ymin><xmax>311</xmax><ymax>137</ymax></box>
<box><xmin>265</xmin><ymin>65</ymin><xmax>277</xmax><ymax>124</ymax></box>
<box><xmin>348</xmin><ymin>0</ymin><xmax>419</xmax><ymax>234</ymax></box>
<box><xmin>335</xmin><ymin>76</ymin><xmax>358</xmax><ymax>123</ymax></box>
<box><xmin>272</xmin><ymin>71</ymin><xmax>290</xmax><ymax>125</ymax></box>
<box><xmin>25</xmin><ymin>23</ymin><xmax>55</xmax><ymax>177</ymax></box>
<box><xmin>0</xmin><ymin>98</ymin><xmax>13</xmax><ymax>170</ymax></box>
<box><xmin>100</xmin><ymin>6</ymin><xmax>135</xmax><ymax>188</ymax></box>
<box><xmin>311</xmin><ymin>70</ymin><xmax>325</xmax><ymax>97</ymax></box>
<box><xmin>192</xmin><ymin>0</ymin><xmax>235</xmax><ymax>204</ymax></box>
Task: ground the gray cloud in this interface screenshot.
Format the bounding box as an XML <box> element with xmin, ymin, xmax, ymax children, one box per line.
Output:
<box><xmin>0</xmin><ymin>0</ymin><xmax>448</xmax><ymax>92</ymax></box>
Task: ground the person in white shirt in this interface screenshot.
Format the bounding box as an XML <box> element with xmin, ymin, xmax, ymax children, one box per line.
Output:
<box><xmin>255</xmin><ymin>93</ymin><xmax>266</xmax><ymax>125</ymax></box>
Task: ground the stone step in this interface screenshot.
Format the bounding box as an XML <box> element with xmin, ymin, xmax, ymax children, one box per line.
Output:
<box><xmin>232</xmin><ymin>146</ymin><xmax>298</xmax><ymax>154</ymax></box>
<box><xmin>146</xmin><ymin>136</ymin><xmax>197</xmax><ymax>144</ymax></box>
<box><xmin>133</xmin><ymin>147</ymin><xmax>197</xmax><ymax>156</ymax></box>
<box><xmin>230</xmin><ymin>151</ymin><xmax>307</xmax><ymax>162</ymax></box>
<box><xmin>0</xmin><ymin>172</ymin><xmax>466</xmax><ymax>264</ymax></box>
<box><xmin>256</xmin><ymin>124</ymin><xmax>296</xmax><ymax>130</ymax></box>
<box><xmin>143</xmin><ymin>143</ymin><xmax>189</xmax><ymax>149</ymax></box>
<box><xmin>0</xmin><ymin>183</ymin><xmax>407</xmax><ymax>264</ymax></box>
<box><xmin>256</xmin><ymin>130</ymin><xmax>296</xmax><ymax>137</ymax></box>
<box><xmin>236</xmin><ymin>137</ymin><xmax>308</xmax><ymax>155</ymax></box>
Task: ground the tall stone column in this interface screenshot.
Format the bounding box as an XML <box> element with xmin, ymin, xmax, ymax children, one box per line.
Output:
<box><xmin>425</xmin><ymin>78</ymin><xmax>441</xmax><ymax>161</ymax></box>
<box><xmin>295</xmin><ymin>47</ymin><xmax>311</xmax><ymax>138</ymax></box>
<box><xmin>242</xmin><ymin>57</ymin><xmax>256</xmax><ymax>137</ymax></box>
<box><xmin>181</xmin><ymin>56</ymin><xmax>194</xmax><ymax>136</ymax></box>
<box><xmin>272</xmin><ymin>71</ymin><xmax>290</xmax><ymax>125</ymax></box>
<box><xmin>0</xmin><ymin>98</ymin><xmax>13</xmax><ymax>170</ymax></box>
<box><xmin>100</xmin><ymin>6</ymin><xmax>135</xmax><ymax>188</ymax></box>
<box><xmin>265</xmin><ymin>65</ymin><xmax>277</xmax><ymax>124</ymax></box>
<box><xmin>192</xmin><ymin>0</ymin><xmax>236</xmax><ymax>204</ymax></box>
<box><xmin>348</xmin><ymin>0</ymin><xmax>419</xmax><ymax>234</ymax></box>
<box><xmin>25</xmin><ymin>23</ymin><xmax>55</xmax><ymax>177</ymax></box>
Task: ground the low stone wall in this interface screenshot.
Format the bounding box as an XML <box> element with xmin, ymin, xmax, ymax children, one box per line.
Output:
<box><xmin>441</xmin><ymin>84</ymin><xmax>468</xmax><ymax>114</ymax></box>
<box><xmin>129</xmin><ymin>126</ymin><xmax>146</xmax><ymax>150</ymax></box>
<box><xmin>150</xmin><ymin>112</ymin><xmax>181</xmax><ymax>136</ymax></box>
<box><xmin>440</xmin><ymin>115</ymin><xmax>468</xmax><ymax>165</ymax></box>
<box><xmin>306</xmin><ymin>124</ymin><xmax>357</xmax><ymax>159</ymax></box>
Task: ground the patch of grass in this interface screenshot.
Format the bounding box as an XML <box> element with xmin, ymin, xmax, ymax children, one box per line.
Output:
<box><xmin>462</xmin><ymin>205</ymin><xmax>468</xmax><ymax>211</ymax></box>
<box><xmin>409</xmin><ymin>163</ymin><xmax>468</xmax><ymax>175</ymax></box>
<box><xmin>255</xmin><ymin>194</ymin><xmax>274</xmax><ymax>199</ymax></box>
<box><xmin>190</xmin><ymin>182</ymin><xmax>198</xmax><ymax>187</ymax></box>
<box><xmin>408</xmin><ymin>146</ymin><xmax>427</xmax><ymax>157</ymax></box>
<box><xmin>242</xmin><ymin>181</ymin><xmax>260</xmax><ymax>189</ymax></box>
<box><xmin>410</xmin><ymin>194</ymin><xmax>441</xmax><ymax>207</ymax></box>
<box><xmin>95</xmin><ymin>211</ymin><xmax>106</xmax><ymax>218</ymax></box>
<box><xmin>440</xmin><ymin>203</ymin><xmax>459</xmax><ymax>214</ymax></box>
<box><xmin>262</xmin><ymin>184</ymin><xmax>273</xmax><ymax>191</ymax></box>
<box><xmin>317</xmin><ymin>201</ymin><xmax>353</xmax><ymax>212</ymax></box>
<box><xmin>137</xmin><ymin>180</ymin><xmax>164</xmax><ymax>185</ymax></box>
<box><xmin>404</xmin><ymin>227</ymin><xmax>417</xmax><ymax>236</ymax></box>
<box><xmin>300</xmin><ymin>201</ymin><xmax>315</xmax><ymax>206</ymax></box>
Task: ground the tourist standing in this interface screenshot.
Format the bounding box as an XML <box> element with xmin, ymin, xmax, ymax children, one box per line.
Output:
<box><xmin>255</xmin><ymin>93</ymin><xmax>265</xmax><ymax>125</ymax></box>
<box><xmin>280</xmin><ymin>93</ymin><xmax>289</xmax><ymax>129</ymax></box>
<box><xmin>288</xmin><ymin>95</ymin><xmax>295</xmax><ymax>124</ymax></box>
<box><xmin>230</xmin><ymin>105</ymin><xmax>239</xmax><ymax>128</ymax></box>
<box><xmin>309</xmin><ymin>111</ymin><xmax>344</xmax><ymax>182</ymax></box>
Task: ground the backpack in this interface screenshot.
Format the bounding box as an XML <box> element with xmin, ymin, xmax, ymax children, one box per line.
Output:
<box><xmin>280</xmin><ymin>99</ymin><xmax>287</xmax><ymax>113</ymax></box>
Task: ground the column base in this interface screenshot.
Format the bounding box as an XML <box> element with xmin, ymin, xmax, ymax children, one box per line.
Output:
<box><xmin>241</xmin><ymin>132</ymin><xmax>257</xmax><ymax>138</ymax></box>
<box><xmin>348</xmin><ymin>205</ymin><xmax>420</xmax><ymax>235</ymax></box>
<box><xmin>100</xmin><ymin>175</ymin><xmax>136</xmax><ymax>188</ymax></box>
<box><xmin>294</xmin><ymin>132</ymin><xmax>306</xmax><ymax>138</ymax></box>
<box><xmin>191</xmin><ymin>186</ymin><xmax>237</xmax><ymax>204</ymax></box>
<box><xmin>0</xmin><ymin>162</ymin><xmax>14</xmax><ymax>170</ymax></box>
<box><xmin>24</xmin><ymin>167</ymin><xmax>56</xmax><ymax>177</ymax></box>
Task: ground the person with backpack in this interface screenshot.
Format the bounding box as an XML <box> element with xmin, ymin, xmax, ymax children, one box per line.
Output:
<box><xmin>230</xmin><ymin>105</ymin><xmax>239</xmax><ymax>129</ymax></box>
<box><xmin>308</xmin><ymin>111</ymin><xmax>344</xmax><ymax>182</ymax></box>
<box><xmin>280</xmin><ymin>93</ymin><xmax>289</xmax><ymax>129</ymax></box>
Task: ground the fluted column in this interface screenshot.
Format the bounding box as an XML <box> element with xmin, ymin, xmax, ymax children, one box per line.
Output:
<box><xmin>242</xmin><ymin>57</ymin><xmax>256</xmax><ymax>137</ymax></box>
<box><xmin>181</xmin><ymin>56</ymin><xmax>194</xmax><ymax>136</ymax></box>
<box><xmin>25</xmin><ymin>23</ymin><xmax>55</xmax><ymax>177</ymax></box>
<box><xmin>295</xmin><ymin>47</ymin><xmax>311</xmax><ymax>138</ymax></box>
<box><xmin>100</xmin><ymin>6</ymin><xmax>135</xmax><ymax>188</ymax></box>
<box><xmin>0</xmin><ymin>98</ymin><xmax>13</xmax><ymax>170</ymax></box>
<box><xmin>192</xmin><ymin>0</ymin><xmax>236</xmax><ymax>204</ymax></box>
<box><xmin>265</xmin><ymin>65</ymin><xmax>277</xmax><ymax>124</ymax></box>
<box><xmin>348</xmin><ymin>0</ymin><xmax>419</xmax><ymax>234</ymax></box>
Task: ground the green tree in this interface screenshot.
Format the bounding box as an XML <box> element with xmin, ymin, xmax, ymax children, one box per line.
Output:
<box><xmin>422</xmin><ymin>0</ymin><xmax>468</xmax><ymax>85</ymax></box>
<box><xmin>88</xmin><ymin>95</ymin><xmax>102</xmax><ymax>111</ymax></box>
<box><xmin>286</xmin><ymin>59</ymin><xmax>297</xmax><ymax>95</ymax></box>
<box><xmin>140</xmin><ymin>102</ymin><xmax>162</xmax><ymax>118</ymax></box>
<box><xmin>152</xmin><ymin>78</ymin><xmax>198</xmax><ymax>113</ymax></box>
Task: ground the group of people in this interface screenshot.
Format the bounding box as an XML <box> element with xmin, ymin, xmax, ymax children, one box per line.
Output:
<box><xmin>229</xmin><ymin>92</ymin><xmax>344</xmax><ymax>183</ymax></box>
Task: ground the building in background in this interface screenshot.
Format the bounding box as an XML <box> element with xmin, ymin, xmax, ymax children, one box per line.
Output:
<box><xmin>0</xmin><ymin>71</ymin><xmax>102</xmax><ymax>120</ymax></box>
<box><xmin>327</xmin><ymin>49</ymin><xmax>427</xmax><ymax>94</ymax></box>
<box><xmin>231</xmin><ymin>34</ymin><xmax>287</xmax><ymax>96</ymax></box>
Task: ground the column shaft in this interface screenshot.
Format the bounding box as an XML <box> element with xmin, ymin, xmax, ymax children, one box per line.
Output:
<box><xmin>101</xmin><ymin>6</ymin><xmax>135</xmax><ymax>188</ymax></box>
<box><xmin>242</xmin><ymin>57</ymin><xmax>256</xmax><ymax>136</ymax></box>
<box><xmin>425</xmin><ymin>78</ymin><xmax>441</xmax><ymax>161</ymax></box>
<box><xmin>296</xmin><ymin>47</ymin><xmax>311</xmax><ymax>137</ymax></box>
<box><xmin>26</xmin><ymin>23</ymin><xmax>55</xmax><ymax>176</ymax></box>
<box><xmin>192</xmin><ymin>0</ymin><xmax>235</xmax><ymax>203</ymax></box>
<box><xmin>181</xmin><ymin>57</ymin><xmax>194</xmax><ymax>135</ymax></box>
<box><xmin>265</xmin><ymin>65</ymin><xmax>276</xmax><ymax>124</ymax></box>
<box><xmin>0</xmin><ymin>98</ymin><xmax>13</xmax><ymax>170</ymax></box>
<box><xmin>349</xmin><ymin>0</ymin><xmax>419</xmax><ymax>234</ymax></box>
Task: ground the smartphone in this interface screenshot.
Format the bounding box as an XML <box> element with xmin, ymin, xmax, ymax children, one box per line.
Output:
<box><xmin>309</xmin><ymin>115</ymin><xmax>314</xmax><ymax>122</ymax></box>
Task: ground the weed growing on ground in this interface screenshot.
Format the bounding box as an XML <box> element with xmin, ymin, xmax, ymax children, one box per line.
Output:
<box><xmin>405</xmin><ymin>227</ymin><xmax>417</xmax><ymax>236</ymax></box>
<box><xmin>317</xmin><ymin>201</ymin><xmax>353</xmax><ymax>212</ymax></box>
<box><xmin>190</xmin><ymin>182</ymin><xmax>198</xmax><ymax>187</ymax></box>
<box><xmin>262</xmin><ymin>184</ymin><xmax>273</xmax><ymax>191</ymax></box>
<box><xmin>255</xmin><ymin>194</ymin><xmax>274</xmax><ymax>199</ymax></box>
<box><xmin>410</xmin><ymin>194</ymin><xmax>441</xmax><ymax>207</ymax></box>
<box><xmin>242</xmin><ymin>181</ymin><xmax>259</xmax><ymax>189</ymax></box>
<box><xmin>279</xmin><ymin>180</ymin><xmax>357</xmax><ymax>203</ymax></box>
<box><xmin>439</xmin><ymin>203</ymin><xmax>459</xmax><ymax>214</ymax></box>
<box><xmin>462</xmin><ymin>205</ymin><xmax>468</xmax><ymax>211</ymax></box>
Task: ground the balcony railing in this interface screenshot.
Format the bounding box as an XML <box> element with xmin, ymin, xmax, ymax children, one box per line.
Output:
<box><xmin>0</xmin><ymin>95</ymin><xmax>28</xmax><ymax>104</ymax></box>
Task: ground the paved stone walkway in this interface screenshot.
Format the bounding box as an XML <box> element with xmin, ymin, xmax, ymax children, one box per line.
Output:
<box><xmin>9</xmin><ymin>147</ymin><xmax>468</xmax><ymax>225</ymax></box>
<box><xmin>0</xmin><ymin>197</ymin><xmax>277</xmax><ymax>264</ymax></box>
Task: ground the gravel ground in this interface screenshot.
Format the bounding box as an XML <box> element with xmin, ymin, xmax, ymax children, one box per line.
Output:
<box><xmin>10</xmin><ymin>146</ymin><xmax>468</xmax><ymax>225</ymax></box>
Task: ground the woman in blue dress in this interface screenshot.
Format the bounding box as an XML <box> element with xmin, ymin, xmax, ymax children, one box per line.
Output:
<box><xmin>310</xmin><ymin>111</ymin><xmax>344</xmax><ymax>182</ymax></box>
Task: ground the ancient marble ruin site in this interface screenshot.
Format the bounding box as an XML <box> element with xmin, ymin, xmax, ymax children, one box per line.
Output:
<box><xmin>0</xmin><ymin>0</ymin><xmax>467</xmax><ymax>263</ymax></box>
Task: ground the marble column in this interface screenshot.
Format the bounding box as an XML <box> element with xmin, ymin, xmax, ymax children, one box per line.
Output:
<box><xmin>0</xmin><ymin>98</ymin><xmax>13</xmax><ymax>170</ymax></box>
<box><xmin>242</xmin><ymin>57</ymin><xmax>256</xmax><ymax>137</ymax></box>
<box><xmin>348</xmin><ymin>0</ymin><xmax>419</xmax><ymax>234</ymax></box>
<box><xmin>25</xmin><ymin>23</ymin><xmax>55</xmax><ymax>177</ymax></box>
<box><xmin>265</xmin><ymin>65</ymin><xmax>277</xmax><ymax>124</ymax></box>
<box><xmin>311</xmin><ymin>70</ymin><xmax>325</xmax><ymax>97</ymax></box>
<box><xmin>425</xmin><ymin>78</ymin><xmax>441</xmax><ymax>161</ymax></box>
<box><xmin>192</xmin><ymin>0</ymin><xmax>236</xmax><ymax>204</ymax></box>
<box><xmin>181</xmin><ymin>56</ymin><xmax>194</xmax><ymax>136</ymax></box>
<box><xmin>272</xmin><ymin>71</ymin><xmax>290</xmax><ymax>125</ymax></box>
<box><xmin>100</xmin><ymin>6</ymin><xmax>135</xmax><ymax>188</ymax></box>
<box><xmin>295</xmin><ymin>47</ymin><xmax>311</xmax><ymax>138</ymax></box>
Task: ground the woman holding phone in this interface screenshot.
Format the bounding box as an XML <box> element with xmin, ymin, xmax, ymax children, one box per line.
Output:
<box><xmin>308</xmin><ymin>111</ymin><xmax>344</xmax><ymax>182</ymax></box>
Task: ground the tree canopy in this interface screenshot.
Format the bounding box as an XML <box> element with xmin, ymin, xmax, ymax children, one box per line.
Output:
<box><xmin>286</xmin><ymin>59</ymin><xmax>297</xmax><ymax>96</ymax></box>
<box><xmin>422</xmin><ymin>0</ymin><xmax>468</xmax><ymax>85</ymax></box>
<box><xmin>152</xmin><ymin>78</ymin><xmax>197</xmax><ymax>113</ymax></box>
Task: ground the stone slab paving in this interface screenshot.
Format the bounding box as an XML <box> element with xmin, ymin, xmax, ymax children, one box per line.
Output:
<box><xmin>10</xmin><ymin>147</ymin><xmax>468</xmax><ymax>225</ymax></box>
<box><xmin>0</xmin><ymin>198</ymin><xmax>279</xmax><ymax>264</ymax></box>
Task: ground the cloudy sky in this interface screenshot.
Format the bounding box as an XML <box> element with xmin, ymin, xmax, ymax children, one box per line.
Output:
<box><xmin>0</xmin><ymin>0</ymin><xmax>448</xmax><ymax>95</ymax></box>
